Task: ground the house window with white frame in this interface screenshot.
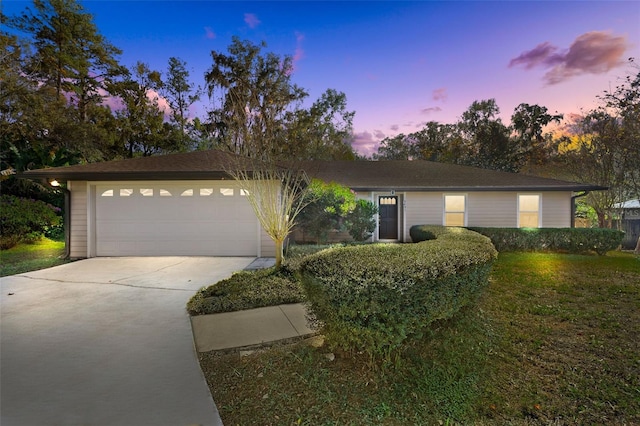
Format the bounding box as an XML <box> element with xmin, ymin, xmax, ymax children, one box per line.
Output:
<box><xmin>444</xmin><ymin>194</ymin><xmax>466</xmax><ymax>226</ymax></box>
<box><xmin>518</xmin><ymin>194</ymin><xmax>541</xmax><ymax>228</ymax></box>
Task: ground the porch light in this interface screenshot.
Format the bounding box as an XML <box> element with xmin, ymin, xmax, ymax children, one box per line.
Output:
<box><xmin>50</xmin><ymin>179</ymin><xmax>60</xmax><ymax>187</ymax></box>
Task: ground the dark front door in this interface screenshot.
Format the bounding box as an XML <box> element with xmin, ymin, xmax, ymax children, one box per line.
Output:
<box><xmin>379</xmin><ymin>196</ymin><xmax>398</xmax><ymax>240</ymax></box>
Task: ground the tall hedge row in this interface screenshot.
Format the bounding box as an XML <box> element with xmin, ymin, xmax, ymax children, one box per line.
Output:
<box><xmin>299</xmin><ymin>226</ymin><xmax>497</xmax><ymax>360</ymax></box>
<box><xmin>466</xmin><ymin>227</ymin><xmax>624</xmax><ymax>255</ymax></box>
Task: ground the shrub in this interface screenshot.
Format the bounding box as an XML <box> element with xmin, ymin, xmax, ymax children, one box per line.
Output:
<box><xmin>299</xmin><ymin>227</ymin><xmax>497</xmax><ymax>360</ymax></box>
<box><xmin>467</xmin><ymin>227</ymin><xmax>624</xmax><ymax>255</ymax></box>
<box><xmin>0</xmin><ymin>195</ymin><xmax>61</xmax><ymax>249</ymax></box>
<box><xmin>409</xmin><ymin>225</ymin><xmax>438</xmax><ymax>242</ymax></box>
<box><xmin>345</xmin><ymin>199</ymin><xmax>378</xmax><ymax>241</ymax></box>
<box><xmin>297</xmin><ymin>180</ymin><xmax>377</xmax><ymax>243</ymax></box>
<box><xmin>187</xmin><ymin>267</ymin><xmax>305</xmax><ymax>315</ymax></box>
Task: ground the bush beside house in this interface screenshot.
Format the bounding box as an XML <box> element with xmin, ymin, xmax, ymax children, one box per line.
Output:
<box><xmin>299</xmin><ymin>226</ymin><xmax>497</xmax><ymax>360</ymax></box>
<box><xmin>0</xmin><ymin>195</ymin><xmax>61</xmax><ymax>249</ymax></box>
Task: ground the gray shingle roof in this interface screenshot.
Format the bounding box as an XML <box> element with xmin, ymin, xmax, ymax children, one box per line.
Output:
<box><xmin>20</xmin><ymin>149</ymin><xmax>606</xmax><ymax>192</ymax></box>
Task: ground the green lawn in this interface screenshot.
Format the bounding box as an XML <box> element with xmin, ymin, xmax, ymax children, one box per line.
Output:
<box><xmin>0</xmin><ymin>238</ymin><xmax>69</xmax><ymax>277</ymax></box>
<box><xmin>198</xmin><ymin>251</ymin><xmax>640</xmax><ymax>425</ymax></box>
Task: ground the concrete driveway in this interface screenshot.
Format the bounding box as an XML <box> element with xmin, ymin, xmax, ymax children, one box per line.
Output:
<box><xmin>1</xmin><ymin>257</ymin><xmax>253</xmax><ymax>426</ymax></box>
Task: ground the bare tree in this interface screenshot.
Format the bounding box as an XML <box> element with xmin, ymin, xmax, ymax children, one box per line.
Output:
<box><xmin>226</xmin><ymin>158</ymin><xmax>310</xmax><ymax>269</ymax></box>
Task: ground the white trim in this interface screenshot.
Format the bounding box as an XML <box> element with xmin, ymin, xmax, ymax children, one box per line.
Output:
<box><xmin>88</xmin><ymin>183</ymin><xmax>96</xmax><ymax>258</ymax></box>
<box><xmin>376</xmin><ymin>192</ymin><xmax>402</xmax><ymax>242</ymax></box>
<box><xmin>443</xmin><ymin>193</ymin><xmax>468</xmax><ymax>227</ymax></box>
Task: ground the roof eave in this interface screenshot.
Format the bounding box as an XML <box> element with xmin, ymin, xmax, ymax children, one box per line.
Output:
<box><xmin>18</xmin><ymin>170</ymin><xmax>232</xmax><ymax>181</ymax></box>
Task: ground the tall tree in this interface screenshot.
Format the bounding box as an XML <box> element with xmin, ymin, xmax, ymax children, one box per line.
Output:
<box><xmin>458</xmin><ymin>99</ymin><xmax>519</xmax><ymax>172</ymax></box>
<box><xmin>411</xmin><ymin>122</ymin><xmax>462</xmax><ymax>163</ymax></box>
<box><xmin>284</xmin><ymin>89</ymin><xmax>356</xmax><ymax>160</ymax></box>
<box><xmin>7</xmin><ymin>0</ymin><xmax>123</xmax><ymax>119</ymax></box>
<box><xmin>510</xmin><ymin>103</ymin><xmax>563</xmax><ymax>165</ymax></box>
<box><xmin>110</xmin><ymin>62</ymin><xmax>170</xmax><ymax>157</ymax></box>
<box><xmin>560</xmin><ymin>111</ymin><xmax>627</xmax><ymax>227</ymax></box>
<box><xmin>599</xmin><ymin>60</ymin><xmax>640</xmax><ymax>196</ymax></box>
<box><xmin>204</xmin><ymin>37</ymin><xmax>308</xmax><ymax>159</ymax></box>
<box><xmin>163</xmin><ymin>57</ymin><xmax>201</xmax><ymax>152</ymax></box>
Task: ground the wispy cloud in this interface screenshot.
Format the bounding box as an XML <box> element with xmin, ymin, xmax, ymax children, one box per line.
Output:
<box><xmin>244</xmin><ymin>13</ymin><xmax>261</xmax><ymax>29</ymax></box>
<box><xmin>421</xmin><ymin>106</ymin><xmax>442</xmax><ymax>115</ymax></box>
<box><xmin>432</xmin><ymin>87</ymin><xmax>447</xmax><ymax>102</ymax></box>
<box><xmin>509</xmin><ymin>31</ymin><xmax>628</xmax><ymax>85</ymax></box>
<box><xmin>389</xmin><ymin>124</ymin><xmax>400</xmax><ymax>131</ymax></box>
<box><xmin>293</xmin><ymin>32</ymin><xmax>305</xmax><ymax>69</ymax></box>
<box><xmin>204</xmin><ymin>26</ymin><xmax>216</xmax><ymax>40</ymax></box>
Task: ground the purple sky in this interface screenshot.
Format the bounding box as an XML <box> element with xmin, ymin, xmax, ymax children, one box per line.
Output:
<box><xmin>4</xmin><ymin>1</ymin><xmax>639</xmax><ymax>156</ymax></box>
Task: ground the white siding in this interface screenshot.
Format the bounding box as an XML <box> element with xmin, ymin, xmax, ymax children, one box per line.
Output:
<box><xmin>541</xmin><ymin>191</ymin><xmax>572</xmax><ymax>227</ymax></box>
<box><xmin>404</xmin><ymin>193</ymin><xmax>443</xmax><ymax>241</ymax></box>
<box><xmin>68</xmin><ymin>181</ymin><xmax>88</xmax><ymax>258</ymax></box>
<box><xmin>404</xmin><ymin>191</ymin><xmax>574</xmax><ymax>239</ymax></box>
<box><xmin>467</xmin><ymin>192</ymin><xmax>518</xmax><ymax>227</ymax></box>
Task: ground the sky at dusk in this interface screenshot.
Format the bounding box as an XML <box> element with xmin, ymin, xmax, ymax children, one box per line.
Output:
<box><xmin>3</xmin><ymin>1</ymin><xmax>639</xmax><ymax>156</ymax></box>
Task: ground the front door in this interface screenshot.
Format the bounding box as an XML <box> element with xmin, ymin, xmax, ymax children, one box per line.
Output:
<box><xmin>379</xmin><ymin>196</ymin><xmax>398</xmax><ymax>240</ymax></box>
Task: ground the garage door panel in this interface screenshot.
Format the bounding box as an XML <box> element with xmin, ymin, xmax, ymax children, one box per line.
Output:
<box><xmin>95</xmin><ymin>182</ymin><xmax>259</xmax><ymax>256</ymax></box>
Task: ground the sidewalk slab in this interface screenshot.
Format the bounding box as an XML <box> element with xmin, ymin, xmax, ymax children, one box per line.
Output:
<box><xmin>191</xmin><ymin>303</ymin><xmax>315</xmax><ymax>352</ymax></box>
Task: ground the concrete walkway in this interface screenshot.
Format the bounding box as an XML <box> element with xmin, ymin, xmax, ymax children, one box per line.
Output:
<box><xmin>1</xmin><ymin>257</ymin><xmax>253</xmax><ymax>426</ymax></box>
<box><xmin>191</xmin><ymin>303</ymin><xmax>315</xmax><ymax>352</ymax></box>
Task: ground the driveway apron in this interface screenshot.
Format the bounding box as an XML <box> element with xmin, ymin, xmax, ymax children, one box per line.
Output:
<box><xmin>1</xmin><ymin>257</ymin><xmax>253</xmax><ymax>426</ymax></box>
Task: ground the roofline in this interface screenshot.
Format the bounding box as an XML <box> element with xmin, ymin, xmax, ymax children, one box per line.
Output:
<box><xmin>18</xmin><ymin>171</ymin><xmax>233</xmax><ymax>181</ymax></box>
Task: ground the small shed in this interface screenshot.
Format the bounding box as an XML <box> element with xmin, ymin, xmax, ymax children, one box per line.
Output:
<box><xmin>614</xmin><ymin>199</ymin><xmax>640</xmax><ymax>250</ymax></box>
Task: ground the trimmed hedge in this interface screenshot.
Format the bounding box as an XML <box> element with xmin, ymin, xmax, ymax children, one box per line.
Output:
<box><xmin>187</xmin><ymin>268</ymin><xmax>305</xmax><ymax>315</ymax></box>
<box><xmin>299</xmin><ymin>226</ymin><xmax>497</xmax><ymax>360</ymax></box>
<box><xmin>465</xmin><ymin>227</ymin><xmax>624</xmax><ymax>255</ymax></box>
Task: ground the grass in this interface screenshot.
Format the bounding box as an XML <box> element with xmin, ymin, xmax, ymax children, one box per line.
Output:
<box><xmin>0</xmin><ymin>238</ymin><xmax>69</xmax><ymax>277</ymax></box>
<box><xmin>198</xmin><ymin>251</ymin><xmax>640</xmax><ymax>425</ymax></box>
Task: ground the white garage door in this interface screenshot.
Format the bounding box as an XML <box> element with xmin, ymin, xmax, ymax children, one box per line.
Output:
<box><xmin>95</xmin><ymin>181</ymin><xmax>258</xmax><ymax>256</ymax></box>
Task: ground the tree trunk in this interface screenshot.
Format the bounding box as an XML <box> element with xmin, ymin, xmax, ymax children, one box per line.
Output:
<box><xmin>635</xmin><ymin>236</ymin><xmax>640</xmax><ymax>255</ymax></box>
<box><xmin>275</xmin><ymin>238</ymin><xmax>284</xmax><ymax>269</ymax></box>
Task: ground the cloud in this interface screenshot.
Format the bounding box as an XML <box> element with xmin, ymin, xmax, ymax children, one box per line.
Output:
<box><xmin>244</xmin><ymin>13</ymin><xmax>261</xmax><ymax>29</ymax></box>
<box><xmin>374</xmin><ymin>130</ymin><xmax>386</xmax><ymax>139</ymax></box>
<box><xmin>293</xmin><ymin>32</ymin><xmax>305</xmax><ymax>69</ymax></box>
<box><xmin>204</xmin><ymin>26</ymin><xmax>216</xmax><ymax>39</ymax></box>
<box><xmin>432</xmin><ymin>87</ymin><xmax>447</xmax><ymax>102</ymax></box>
<box><xmin>421</xmin><ymin>106</ymin><xmax>442</xmax><ymax>115</ymax></box>
<box><xmin>509</xmin><ymin>31</ymin><xmax>628</xmax><ymax>84</ymax></box>
<box><xmin>389</xmin><ymin>124</ymin><xmax>400</xmax><ymax>131</ymax></box>
<box><xmin>352</xmin><ymin>131</ymin><xmax>381</xmax><ymax>157</ymax></box>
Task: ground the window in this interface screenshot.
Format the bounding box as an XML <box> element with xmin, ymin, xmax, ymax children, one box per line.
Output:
<box><xmin>519</xmin><ymin>194</ymin><xmax>540</xmax><ymax>228</ymax></box>
<box><xmin>200</xmin><ymin>188</ymin><xmax>214</xmax><ymax>196</ymax></box>
<box><xmin>444</xmin><ymin>194</ymin><xmax>466</xmax><ymax>226</ymax></box>
<box><xmin>140</xmin><ymin>188</ymin><xmax>153</xmax><ymax>197</ymax></box>
<box><xmin>101</xmin><ymin>189</ymin><xmax>114</xmax><ymax>197</ymax></box>
<box><xmin>380</xmin><ymin>196</ymin><xmax>396</xmax><ymax>205</ymax></box>
<box><xmin>240</xmin><ymin>189</ymin><xmax>249</xmax><ymax>196</ymax></box>
<box><xmin>119</xmin><ymin>188</ymin><xmax>133</xmax><ymax>197</ymax></box>
<box><xmin>180</xmin><ymin>189</ymin><xmax>194</xmax><ymax>197</ymax></box>
<box><xmin>220</xmin><ymin>188</ymin><xmax>234</xmax><ymax>197</ymax></box>
<box><xmin>159</xmin><ymin>189</ymin><xmax>172</xmax><ymax>197</ymax></box>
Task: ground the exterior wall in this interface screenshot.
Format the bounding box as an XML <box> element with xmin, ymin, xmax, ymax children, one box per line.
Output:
<box><xmin>404</xmin><ymin>192</ymin><xmax>443</xmax><ymax>240</ymax></box>
<box><xmin>467</xmin><ymin>192</ymin><xmax>517</xmax><ymax>227</ymax></box>
<box><xmin>404</xmin><ymin>191</ymin><xmax>573</xmax><ymax>241</ymax></box>
<box><xmin>540</xmin><ymin>191</ymin><xmax>572</xmax><ymax>227</ymax></box>
<box><xmin>68</xmin><ymin>181</ymin><xmax>88</xmax><ymax>258</ymax></box>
